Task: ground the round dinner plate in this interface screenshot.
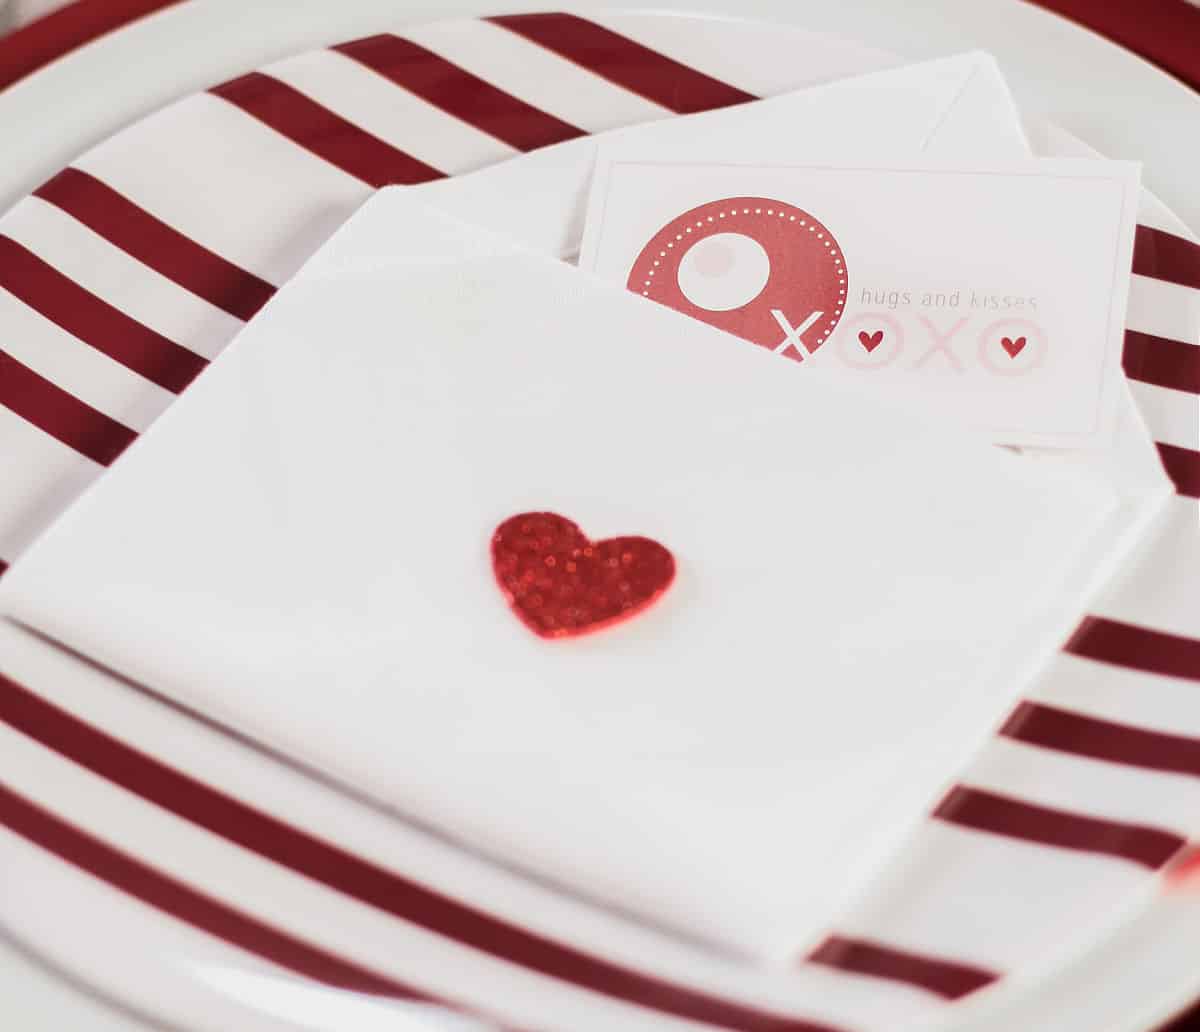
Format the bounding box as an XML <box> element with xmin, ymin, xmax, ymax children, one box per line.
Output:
<box><xmin>0</xmin><ymin>6</ymin><xmax>1198</xmax><ymax>1032</ymax></box>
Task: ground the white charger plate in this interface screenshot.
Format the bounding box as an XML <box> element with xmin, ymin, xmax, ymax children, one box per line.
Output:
<box><xmin>0</xmin><ymin>7</ymin><xmax>1198</xmax><ymax>1032</ymax></box>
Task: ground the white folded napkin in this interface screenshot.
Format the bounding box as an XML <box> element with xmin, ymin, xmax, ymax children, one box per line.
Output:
<box><xmin>0</xmin><ymin>55</ymin><xmax>1170</xmax><ymax>962</ymax></box>
<box><xmin>0</xmin><ymin>183</ymin><xmax>1167</xmax><ymax>961</ymax></box>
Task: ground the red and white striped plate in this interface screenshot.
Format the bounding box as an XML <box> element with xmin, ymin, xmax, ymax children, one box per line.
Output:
<box><xmin>0</xmin><ymin>11</ymin><xmax>1198</xmax><ymax>1032</ymax></box>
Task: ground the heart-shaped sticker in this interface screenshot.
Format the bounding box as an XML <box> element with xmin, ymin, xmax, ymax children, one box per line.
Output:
<box><xmin>1000</xmin><ymin>335</ymin><xmax>1027</xmax><ymax>359</ymax></box>
<box><xmin>491</xmin><ymin>512</ymin><xmax>675</xmax><ymax>639</ymax></box>
<box><xmin>858</xmin><ymin>330</ymin><xmax>884</xmax><ymax>353</ymax></box>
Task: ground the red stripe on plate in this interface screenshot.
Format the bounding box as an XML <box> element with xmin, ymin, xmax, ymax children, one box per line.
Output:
<box><xmin>487</xmin><ymin>12</ymin><xmax>756</xmax><ymax>114</ymax></box>
<box><xmin>807</xmin><ymin>935</ymin><xmax>997</xmax><ymax>1000</ymax></box>
<box><xmin>0</xmin><ymin>0</ymin><xmax>184</xmax><ymax>92</ymax></box>
<box><xmin>0</xmin><ymin>674</ymin><xmax>845</xmax><ymax>1032</ymax></box>
<box><xmin>1025</xmin><ymin>0</ymin><xmax>1200</xmax><ymax>95</ymax></box>
<box><xmin>0</xmin><ymin>781</ymin><xmax>457</xmax><ymax>1007</ymax></box>
<box><xmin>1159</xmin><ymin>996</ymin><xmax>1200</xmax><ymax>1032</ymax></box>
<box><xmin>1158</xmin><ymin>442</ymin><xmax>1200</xmax><ymax>499</ymax></box>
<box><xmin>0</xmin><ymin>353</ymin><xmax>136</xmax><ymax>466</ymax></box>
<box><xmin>333</xmin><ymin>34</ymin><xmax>585</xmax><ymax>152</ymax></box>
<box><xmin>0</xmin><ymin>235</ymin><xmax>207</xmax><ymax>394</ymax></box>
<box><xmin>1065</xmin><ymin>616</ymin><xmax>1200</xmax><ymax>682</ymax></box>
<box><xmin>33</xmin><ymin>169</ymin><xmax>276</xmax><ymax>322</ymax></box>
<box><xmin>1001</xmin><ymin>701</ymin><xmax>1200</xmax><ymax>778</ymax></box>
<box><xmin>1123</xmin><ymin>329</ymin><xmax>1200</xmax><ymax>394</ymax></box>
<box><xmin>933</xmin><ymin>785</ymin><xmax>1185</xmax><ymax>870</ymax></box>
<box><xmin>1133</xmin><ymin>224</ymin><xmax>1200</xmax><ymax>291</ymax></box>
<box><xmin>209</xmin><ymin>72</ymin><xmax>446</xmax><ymax>189</ymax></box>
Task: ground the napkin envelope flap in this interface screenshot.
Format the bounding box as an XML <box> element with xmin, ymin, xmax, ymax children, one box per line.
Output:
<box><xmin>414</xmin><ymin>50</ymin><xmax>1028</xmax><ymax>260</ymax></box>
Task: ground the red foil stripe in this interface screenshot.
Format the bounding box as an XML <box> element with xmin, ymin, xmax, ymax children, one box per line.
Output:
<box><xmin>487</xmin><ymin>12</ymin><xmax>756</xmax><ymax>114</ymax></box>
<box><xmin>1001</xmin><ymin>701</ymin><xmax>1200</xmax><ymax>778</ymax></box>
<box><xmin>1123</xmin><ymin>329</ymin><xmax>1200</xmax><ymax>395</ymax></box>
<box><xmin>0</xmin><ymin>0</ymin><xmax>184</xmax><ymax>92</ymax></box>
<box><xmin>209</xmin><ymin>72</ymin><xmax>446</xmax><ymax>189</ymax></box>
<box><xmin>1156</xmin><ymin>995</ymin><xmax>1200</xmax><ymax>1032</ymax></box>
<box><xmin>1025</xmin><ymin>0</ymin><xmax>1200</xmax><ymax>95</ymax></box>
<box><xmin>807</xmin><ymin>936</ymin><xmax>997</xmax><ymax>1000</ymax></box>
<box><xmin>333</xmin><ymin>35</ymin><xmax>585</xmax><ymax>152</ymax></box>
<box><xmin>1065</xmin><ymin>617</ymin><xmax>1200</xmax><ymax>682</ymax></box>
<box><xmin>0</xmin><ymin>674</ymin><xmax>847</xmax><ymax>1032</ymax></box>
<box><xmin>1133</xmin><ymin>224</ymin><xmax>1200</xmax><ymax>292</ymax></box>
<box><xmin>1157</xmin><ymin>442</ymin><xmax>1200</xmax><ymax>499</ymax></box>
<box><xmin>33</xmin><ymin>169</ymin><xmax>276</xmax><ymax>323</ymax></box>
<box><xmin>0</xmin><ymin>353</ymin><xmax>136</xmax><ymax>466</ymax></box>
<box><xmin>0</xmin><ymin>235</ymin><xmax>207</xmax><ymax>394</ymax></box>
<box><xmin>933</xmin><ymin>786</ymin><xmax>1186</xmax><ymax>870</ymax></box>
<box><xmin>0</xmin><ymin>781</ymin><xmax>445</xmax><ymax>1004</ymax></box>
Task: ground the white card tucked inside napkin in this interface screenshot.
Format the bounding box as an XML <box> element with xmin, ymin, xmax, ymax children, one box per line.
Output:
<box><xmin>578</xmin><ymin>156</ymin><xmax>1140</xmax><ymax>449</ymax></box>
<box><xmin>0</xmin><ymin>193</ymin><xmax>1167</xmax><ymax>962</ymax></box>
<box><xmin>0</xmin><ymin>55</ymin><xmax>1171</xmax><ymax>963</ymax></box>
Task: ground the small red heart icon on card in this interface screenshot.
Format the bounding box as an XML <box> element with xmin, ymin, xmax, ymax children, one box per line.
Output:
<box><xmin>1001</xmin><ymin>335</ymin><xmax>1027</xmax><ymax>358</ymax></box>
<box><xmin>491</xmin><ymin>512</ymin><xmax>675</xmax><ymax>639</ymax></box>
<box><xmin>858</xmin><ymin>330</ymin><xmax>884</xmax><ymax>353</ymax></box>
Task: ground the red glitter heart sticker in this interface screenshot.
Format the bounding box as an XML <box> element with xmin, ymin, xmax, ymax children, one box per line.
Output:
<box><xmin>491</xmin><ymin>512</ymin><xmax>675</xmax><ymax>639</ymax></box>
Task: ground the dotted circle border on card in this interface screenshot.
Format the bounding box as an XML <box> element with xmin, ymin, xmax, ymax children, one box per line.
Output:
<box><xmin>627</xmin><ymin>197</ymin><xmax>848</xmax><ymax>357</ymax></box>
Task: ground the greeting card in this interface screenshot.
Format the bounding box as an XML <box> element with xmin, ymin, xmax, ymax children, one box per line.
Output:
<box><xmin>580</xmin><ymin>158</ymin><xmax>1140</xmax><ymax>448</ymax></box>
